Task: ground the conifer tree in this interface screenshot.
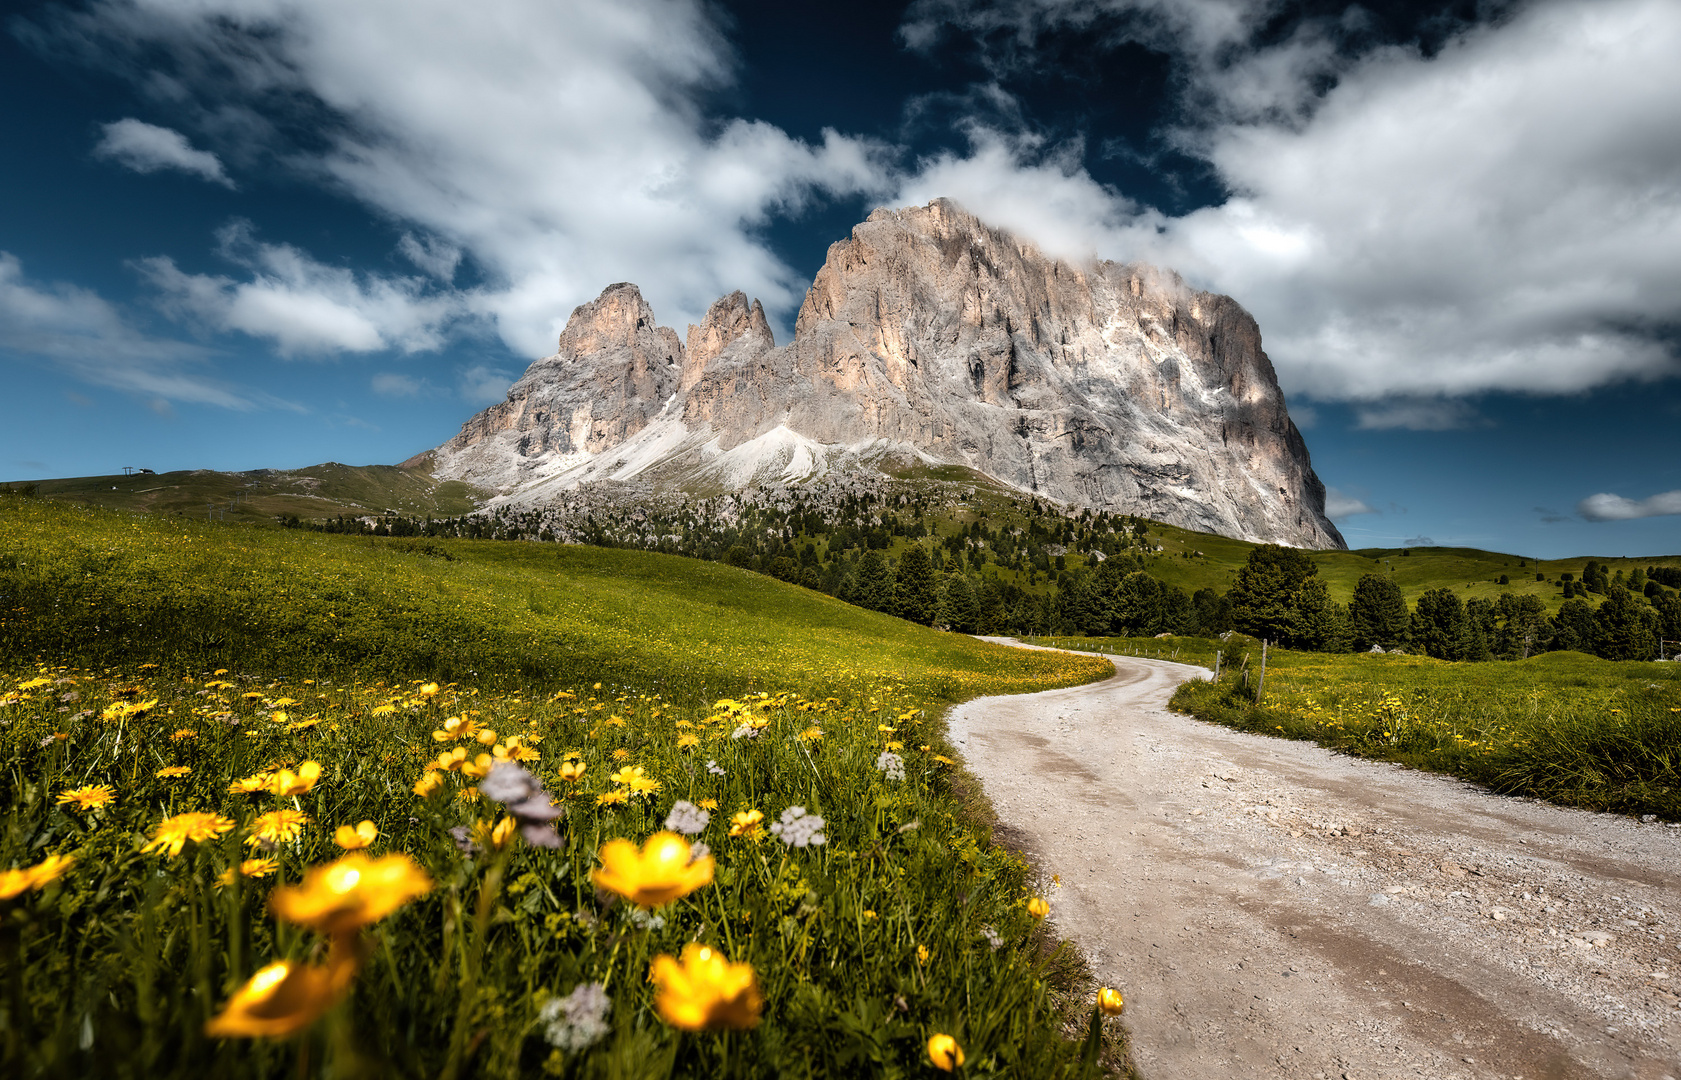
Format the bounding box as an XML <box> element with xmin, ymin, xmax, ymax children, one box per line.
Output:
<box><xmin>893</xmin><ymin>546</ymin><xmax>938</xmax><ymax>625</ymax></box>
<box><xmin>1348</xmin><ymin>573</ymin><xmax>1409</xmax><ymax>651</ymax></box>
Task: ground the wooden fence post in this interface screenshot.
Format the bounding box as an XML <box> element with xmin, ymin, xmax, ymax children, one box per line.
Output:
<box><xmin>1256</xmin><ymin>639</ymin><xmax>1268</xmax><ymax>701</ymax></box>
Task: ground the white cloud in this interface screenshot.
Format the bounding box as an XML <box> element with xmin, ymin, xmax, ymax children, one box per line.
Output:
<box><xmin>0</xmin><ymin>250</ymin><xmax>248</xmax><ymax>407</ymax></box>
<box><xmin>58</xmin><ymin>0</ymin><xmax>892</xmax><ymax>359</ymax></box>
<box><xmin>1577</xmin><ymin>490</ymin><xmax>1681</xmax><ymax>522</ymax></box>
<box><xmin>1352</xmin><ymin>398</ymin><xmax>1482</xmax><ymax>432</ymax></box>
<box><xmin>94</xmin><ymin>118</ymin><xmax>234</xmax><ymax>186</ymax></box>
<box><xmin>1323</xmin><ymin>487</ymin><xmax>1374</xmax><ymax>519</ymax></box>
<box><xmin>458</xmin><ymin>364</ymin><xmax>514</xmax><ymax>404</ymax></box>
<box><xmin>896</xmin><ymin>0</ymin><xmax>1681</xmax><ymax>406</ymax></box>
<box><xmin>139</xmin><ymin>223</ymin><xmax>460</xmax><ymax>356</ymax></box>
<box><xmin>371</xmin><ymin>372</ymin><xmax>424</xmax><ymax>398</ymax></box>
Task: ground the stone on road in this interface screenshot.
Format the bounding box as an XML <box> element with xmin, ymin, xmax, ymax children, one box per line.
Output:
<box><xmin>948</xmin><ymin>643</ymin><xmax>1680</xmax><ymax>1080</ymax></box>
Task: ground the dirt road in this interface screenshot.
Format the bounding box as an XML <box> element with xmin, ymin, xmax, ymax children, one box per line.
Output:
<box><xmin>947</xmin><ymin>643</ymin><xmax>1681</xmax><ymax>1080</ymax></box>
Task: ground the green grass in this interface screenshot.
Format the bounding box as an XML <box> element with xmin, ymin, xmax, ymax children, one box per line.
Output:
<box><xmin>0</xmin><ymin>494</ymin><xmax>1127</xmax><ymax>1079</ymax></box>
<box><xmin>1023</xmin><ymin>636</ymin><xmax>1222</xmax><ymax>671</ymax></box>
<box><xmin>1170</xmin><ymin>645</ymin><xmax>1681</xmax><ymax>820</ymax></box>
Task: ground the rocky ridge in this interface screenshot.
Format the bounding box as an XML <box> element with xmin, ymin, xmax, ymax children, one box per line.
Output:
<box><xmin>429</xmin><ymin>199</ymin><xmax>1344</xmax><ymax>549</ymax></box>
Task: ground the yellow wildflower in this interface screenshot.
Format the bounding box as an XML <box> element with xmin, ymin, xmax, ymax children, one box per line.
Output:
<box><xmin>270</xmin><ymin>853</ymin><xmax>433</xmax><ymax>937</ymax></box>
<box><xmin>649</xmin><ymin>944</ymin><xmax>762</xmax><ymax>1031</ymax></box>
<box><xmin>798</xmin><ymin>726</ymin><xmax>823</xmax><ymax>742</ymax></box>
<box><xmin>917</xmin><ymin>944</ymin><xmax>930</xmax><ymax>966</ymax></box>
<box><xmin>172</xmin><ymin>729</ymin><xmax>198</xmax><ymax>740</ymax></box>
<box><xmin>591</xmin><ymin>832</ymin><xmax>714</xmax><ymax>908</ymax></box>
<box><xmin>370</xmin><ymin>704</ymin><xmax>396</xmax><ymax>717</ymax></box>
<box><xmin>417</xmin><ymin>683</ymin><xmax>440</xmax><ymax>697</ymax></box>
<box><xmin>1026</xmin><ymin>897</ymin><xmax>1050</xmax><ymax>920</ymax></box>
<box><xmin>217</xmin><ymin>857</ymin><xmax>279</xmax><ymax>886</ymax></box>
<box><xmin>559</xmin><ymin>760</ymin><xmax>587</xmax><ymax>784</ymax></box>
<box><xmin>412</xmin><ymin>772</ymin><xmax>445</xmax><ymax>798</ymax></box>
<box><xmin>143</xmin><ymin>812</ymin><xmax>235</xmax><ymax>857</ymax></box>
<box><xmin>156</xmin><ymin>765</ymin><xmax>192</xmax><ymax>778</ymax></box>
<box><xmin>0</xmin><ymin>854</ymin><xmax>75</xmax><ymax>900</ymax></box>
<box><xmin>926</xmin><ymin>1033</ymin><xmax>965</xmax><ymax>1072</ymax></box>
<box><xmin>267</xmin><ymin>761</ymin><xmax>322</xmax><ymax>796</ymax></box>
<box><xmin>228</xmin><ymin>772</ymin><xmax>273</xmax><ymax>794</ymax></box>
<box><xmin>56</xmin><ymin>785</ymin><xmax>116</xmax><ymax>811</ymax></box>
<box><xmin>697</xmin><ymin>798</ymin><xmax>718</xmax><ymax>811</ymax></box>
<box><xmin>1097</xmin><ymin>987</ymin><xmax>1125</xmax><ymax>1016</ymax></box>
<box><xmin>333</xmin><ymin>821</ymin><xmax>378</xmax><ymax>850</ymax></box>
<box><xmin>248</xmin><ymin>809</ymin><xmax>310</xmax><ymax>846</ymax></box>
<box><xmin>595</xmin><ymin>790</ymin><xmax>628</xmax><ymax>807</ymax></box>
<box><xmin>729</xmin><ymin>809</ymin><xmax>764</xmax><ymax>840</ymax></box>
<box><xmin>203</xmin><ymin>951</ymin><xmax>357</xmax><ymax>1038</ymax></box>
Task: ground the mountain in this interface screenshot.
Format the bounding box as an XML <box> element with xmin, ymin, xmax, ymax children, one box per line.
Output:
<box><xmin>426</xmin><ymin>199</ymin><xmax>1345</xmax><ymax>549</ymax></box>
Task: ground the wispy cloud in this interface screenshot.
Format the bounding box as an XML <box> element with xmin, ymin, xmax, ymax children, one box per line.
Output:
<box><xmin>1323</xmin><ymin>487</ymin><xmax>1374</xmax><ymax>519</ymax></box>
<box><xmin>0</xmin><ymin>251</ymin><xmax>248</xmax><ymax>408</ymax></box>
<box><xmin>94</xmin><ymin>118</ymin><xmax>234</xmax><ymax>187</ymax></box>
<box><xmin>1577</xmin><ymin>490</ymin><xmax>1681</xmax><ymax>522</ymax></box>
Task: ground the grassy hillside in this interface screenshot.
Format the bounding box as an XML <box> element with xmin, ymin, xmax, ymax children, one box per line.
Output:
<box><xmin>0</xmin><ymin>492</ymin><xmax>1122</xmax><ymax>1078</ymax></box>
<box><xmin>11</xmin><ymin>458</ymin><xmax>482</xmax><ymax>526</ymax></box>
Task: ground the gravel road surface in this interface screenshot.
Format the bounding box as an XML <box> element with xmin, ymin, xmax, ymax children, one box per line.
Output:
<box><xmin>947</xmin><ymin>642</ymin><xmax>1680</xmax><ymax>1080</ymax></box>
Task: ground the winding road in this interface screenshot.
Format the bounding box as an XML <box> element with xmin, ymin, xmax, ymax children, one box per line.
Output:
<box><xmin>948</xmin><ymin>642</ymin><xmax>1680</xmax><ymax>1080</ymax></box>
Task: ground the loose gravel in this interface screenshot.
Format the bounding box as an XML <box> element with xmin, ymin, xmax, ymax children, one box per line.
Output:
<box><xmin>948</xmin><ymin>643</ymin><xmax>1680</xmax><ymax>1080</ymax></box>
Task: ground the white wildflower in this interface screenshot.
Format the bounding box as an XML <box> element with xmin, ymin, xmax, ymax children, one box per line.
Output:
<box><xmin>628</xmin><ymin>908</ymin><xmax>666</xmax><ymax>931</ymax></box>
<box><xmin>731</xmin><ymin>724</ymin><xmax>759</xmax><ymax>740</ymax></box>
<box><xmin>663</xmin><ymin>800</ymin><xmax>710</xmax><ymax>836</ymax></box>
<box><xmin>769</xmin><ymin>806</ymin><xmax>827</xmax><ymax>848</ymax></box>
<box><xmin>875</xmin><ymin>750</ymin><xmax>905</xmax><ymax>782</ymax></box>
<box><xmin>539</xmin><ymin>982</ymin><xmax>612</xmax><ymax>1052</ymax></box>
<box><xmin>705</xmin><ymin>759</ymin><xmax>726</xmax><ymax>776</ymax></box>
<box><xmin>980</xmin><ymin>925</ymin><xmax>1002</xmax><ymax>951</ymax></box>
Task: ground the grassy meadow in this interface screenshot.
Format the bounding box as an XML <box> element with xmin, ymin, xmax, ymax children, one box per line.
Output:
<box><xmin>1170</xmin><ymin>642</ymin><xmax>1681</xmax><ymax>819</ymax></box>
<box><xmin>0</xmin><ymin>495</ymin><xmax>1125</xmax><ymax>1079</ymax></box>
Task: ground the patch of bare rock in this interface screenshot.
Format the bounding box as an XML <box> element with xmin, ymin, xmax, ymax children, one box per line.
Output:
<box><xmin>948</xmin><ymin>642</ymin><xmax>1680</xmax><ymax>1080</ymax></box>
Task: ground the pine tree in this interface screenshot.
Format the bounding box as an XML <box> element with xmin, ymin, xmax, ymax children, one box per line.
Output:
<box><xmin>855</xmin><ymin>550</ymin><xmax>893</xmax><ymax>612</ymax></box>
<box><xmin>1227</xmin><ymin>544</ymin><xmax>1319</xmax><ymax>647</ymax></box>
<box><xmin>893</xmin><ymin>546</ymin><xmax>938</xmax><ymax>625</ymax></box>
<box><xmin>1594</xmin><ymin>584</ymin><xmax>1658</xmax><ymax>661</ymax></box>
<box><xmin>1410</xmin><ymin>588</ymin><xmax>1465</xmax><ymax>659</ymax></box>
<box><xmin>1349</xmin><ymin>573</ymin><xmax>1409</xmax><ymax>651</ymax></box>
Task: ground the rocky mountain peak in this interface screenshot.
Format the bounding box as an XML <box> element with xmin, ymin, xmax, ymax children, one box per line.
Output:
<box><xmin>682</xmin><ymin>291</ymin><xmax>774</xmax><ymax>389</ymax></box>
<box><xmin>431</xmin><ymin>200</ymin><xmax>1345</xmax><ymax>549</ymax></box>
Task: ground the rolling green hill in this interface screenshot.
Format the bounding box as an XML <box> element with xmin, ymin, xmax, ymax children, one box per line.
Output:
<box><xmin>10</xmin><ymin>456</ymin><xmax>482</xmax><ymax>526</ymax></box>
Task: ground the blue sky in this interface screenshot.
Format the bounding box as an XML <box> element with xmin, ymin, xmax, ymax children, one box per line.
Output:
<box><xmin>1</xmin><ymin>0</ymin><xmax>1678</xmax><ymax>558</ymax></box>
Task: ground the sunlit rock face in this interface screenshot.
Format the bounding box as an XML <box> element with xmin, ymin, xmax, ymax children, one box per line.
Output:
<box><xmin>431</xmin><ymin>199</ymin><xmax>1344</xmax><ymax>549</ymax></box>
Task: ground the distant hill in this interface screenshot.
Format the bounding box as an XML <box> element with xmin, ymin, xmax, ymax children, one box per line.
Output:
<box><xmin>11</xmin><ymin>459</ymin><xmax>481</xmax><ymax>525</ymax></box>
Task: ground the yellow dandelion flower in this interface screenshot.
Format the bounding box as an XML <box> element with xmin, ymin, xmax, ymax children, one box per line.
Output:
<box><xmin>203</xmin><ymin>951</ymin><xmax>357</xmax><ymax>1038</ymax></box>
<box><xmin>595</xmin><ymin>790</ymin><xmax>629</xmax><ymax>807</ymax></box>
<box><xmin>697</xmin><ymin>798</ymin><xmax>718</xmax><ymax>811</ymax></box>
<box><xmin>412</xmin><ymin>772</ymin><xmax>445</xmax><ymax>798</ymax></box>
<box><xmin>370</xmin><ymin>704</ymin><xmax>396</xmax><ymax>717</ymax></box>
<box><xmin>333</xmin><ymin>821</ymin><xmax>378</xmax><ymax>850</ymax></box>
<box><xmin>591</xmin><ymin>832</ymin><xmax>713</xmax><ymax>907</ymax></box>
<box><xmin>267</xmin><ymin>761</ymin><xmax>321</xmax><ymax>796</ymax></box>
<box><xmin>728</xmin><ymin>809</ymin><xmax>764</xmax><ymax>839</ymax></box>
<box><xmin>269</xmin><ymin>853</ymin><xmax>432</xmax><ymax>937</ymax></box>
<box><xmin>156</xmin><ymin>765</ymin><xmax>192</xmax><ymax>778</ymax></box>
<box><xmin>229</xmin><ymin>773</ymin><xmax>273</xmax><ymax>794</ymax></box>
<box><xmin>217</xmin><ymin>857</ymin><xmax>279</xmax><ymax>886</ymax></box>
<box><xmin>926</xmin><ymin>1033</ymin><xmax>965</xmax><ymax>1072</ymax></box>
<box><xmin>649</xmin><ymin>944</ymin><xmax>762</xmax><ymax>1031</ymax></box>
<box><xmin>142</xmin><ymin>812</ymin><xmax>235</xmax><ymax>857</ymax></box>
<box><xmin>248</xmin><ymin>809</ymin><xmax>310</xmax><ymax>846</ymax></box>
<box><xmin>418</xmin><ymin>683</ymin><xmax>440</xmax><ymax>697</ymax></box>
<box><xmin>798</xmin><ymin>726</ymin><xmax>823</xmax><ymax>742</ymax></box>
<box><xmin>1096</xmin><ymin>987</ymin><xmax>1125</xmax><ymax>1015</ymax></box>
<box><xmin>677</xmin><ymin>733</ymin><xmax>701</xmax><ymax>749</ymax></box>
<box><xmin>56</xmin><ymin>785</ymin><xmax>116</xmax><ymax>811</ymax></box>
<box><xmin>172</xmin><ymin>729</ymin><xmax>198</xmax><ymax>741</ymax></box>
<box><xmin>0</xmin><ymin>854</ymin><xmax>75</xmax><ymax>900</ymax></box>
<box><xmin>611</xmin><ymin>747</ymin><xmax>630</xmax><ymax>761</ymax></box>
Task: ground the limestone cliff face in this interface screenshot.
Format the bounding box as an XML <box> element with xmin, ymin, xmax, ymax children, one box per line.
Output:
<box><xmin>433</xmin><ymin>200</ymin><xmax>1344</xmax><ymax>548</ymax></box>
